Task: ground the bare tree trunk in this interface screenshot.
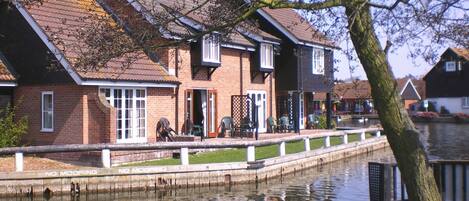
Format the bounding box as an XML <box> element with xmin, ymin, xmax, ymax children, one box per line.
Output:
<box><xmin>344</xmin><ymin>2</ymin><xmax>441</xmax><ymax>201</ymax></box>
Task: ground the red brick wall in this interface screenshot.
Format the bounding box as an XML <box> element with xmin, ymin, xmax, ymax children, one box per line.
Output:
<box><xmin>163</xmin><ymin>45</ymin><xmax>276</xmax><ymax>133</ymax></box>
<box><xmin>147</xmin><ymin>87</ymin><xmax>176</xmax><ymax>142</ymax></box>
<box><xmin>14</xmin><ymin>84</ymin><xmax>85</xmax><ymax>145</ymax></box>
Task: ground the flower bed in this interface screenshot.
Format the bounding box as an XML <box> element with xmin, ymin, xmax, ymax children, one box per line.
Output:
<box><xmin>454</xmin><ymin>113</ymin><xmax>469</xmax><ymax>123</ymax></box>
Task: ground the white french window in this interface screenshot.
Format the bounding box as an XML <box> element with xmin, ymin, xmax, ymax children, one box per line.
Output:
<box><xmin>202</xmin><ymin>34</ymin><xmax>220</xmax><ymax>63</ymax></box>
<box><xmin>41</xmin><ymin>91</ymin><xmax>54</xmax><ymax>132</ymax></box>
<box><xmin>312</xmin><ymin>48</ymin><xmax>325</xmax><ymax>75</ymax></box>
<box><xmin>100</xmin><ymin>88</ymin><xmax>147</xmax><ymax>143</ymax></box>
<box><xmin>260</xmin><ymin>43</ymin><xmax>274</xmax><ymax>69</ymax></box>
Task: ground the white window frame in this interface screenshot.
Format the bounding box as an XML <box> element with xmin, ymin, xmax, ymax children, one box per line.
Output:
<box><xmin>247</xmin><ymin>90</ymin><xmax>267</xmax><ymax>133</ymax></box>
<box><xmin>312</xmin><ymin>48</ymin><xmax>325</xmax><ymax>75</ymax></box>
<box><xmin>445</xmin><ymin>61</ymin><xmax>456</xmax><ymax>72</ymax></box>
<box><xmin>260</xmin><ymin>43</ymin><xmax>274</xmax><ymax>69</ymax></box>
<box><xmin>100</xmin><ymin>87</ymin><xmax>148</xmax><ymax>144</ymax></box>
<box><xmin>41</xmin><ymin>91</ymin><xmax>54</xmax><ymax>132</ymax></box>
<box><xmin>202</xmin><ymin>34</ymin><xmax>220</xmax><ymax>63</ymax></box>
<box><xmin>463</xmin><ymin>97</ymin><xmax>469</xmax><ymax>109</ymax></box>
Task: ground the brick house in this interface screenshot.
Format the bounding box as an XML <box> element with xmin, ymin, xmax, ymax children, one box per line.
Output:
<box><xmin>424</xmin><ymin>47</ymin><xmax>469</xmax><ymax>114</ymax></box>
<box><xmin>0</xmin><ymin>0</ymin><xmax>337</xmax><ymax>148</ymax></box>
<box><xmin>334</xmin><ymin>78</ymin><xmax>422</xmax><ymax>114</ymax></box>
<box><xmin>0</xmin><ymin>0</ymin><xmax>179</xmax><ymax>145</ymax></box>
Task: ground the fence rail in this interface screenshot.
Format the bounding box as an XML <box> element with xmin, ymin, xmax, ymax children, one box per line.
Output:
<box><xmin>0</xmin><ymin>128</ymin><xmax>382</xmax><ymax>171</ymax></box>
<box><xmin>369</xmin><ymin>160</ymin><xmax>469</xmax><ymax>201</ymax></box>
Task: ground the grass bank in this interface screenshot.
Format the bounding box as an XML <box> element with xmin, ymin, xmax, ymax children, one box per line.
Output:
<box><xmin>123</xmin><ymin>133</ymin><xmax>374</xmax><ymax>166</ymax></box>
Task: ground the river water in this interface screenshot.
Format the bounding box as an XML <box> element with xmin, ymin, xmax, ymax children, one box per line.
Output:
<box><xmin>13</xmin><ymin>122</ymin><xmax>469</xmax><ymax>201</ymax></box>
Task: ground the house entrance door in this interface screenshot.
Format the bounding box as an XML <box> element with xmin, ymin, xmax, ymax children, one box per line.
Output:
<box><xmin>247</xmin><ymin>90</ymin><xmax>267</xmax><ymax>133</ymax></box>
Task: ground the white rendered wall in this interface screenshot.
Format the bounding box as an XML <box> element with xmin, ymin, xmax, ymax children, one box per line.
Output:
<box><xmin>427</xmin><ymin>97</ymin><xmax>469</xmax><ymax>114</ymax></box>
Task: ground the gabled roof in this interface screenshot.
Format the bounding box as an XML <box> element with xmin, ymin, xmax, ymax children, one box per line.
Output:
<box><xmin>334</xmin><ymin>78</ymin><xmax>420</xmax><ymax>100</ymax></box>
<box><xmin>0</xmin><ymin>52</ymin><xmax>17</xmax><ymax>85</ymax></box>
<box><xmin>16</xmin><ymin>0</ymin><xmax>178</xmax><ymax>86</ymax></box>
<box><xmin>450</xmin><ymin>47</ymin><xmax>469</xmax><ymax>61</ymax></box>
<box><xmin>133</xmin><ymin>0</ymin><xmax>281</xmax><ymax>48</ymax></box>
<box><xmin>259</xmin><ymin>8</ymin><xmax>336</xmax><ymax>48</ymax></box>
<box><xmin>423</xmin><ymin>47</ymin><xmax>469</xmax><ymax>80</ymax></box>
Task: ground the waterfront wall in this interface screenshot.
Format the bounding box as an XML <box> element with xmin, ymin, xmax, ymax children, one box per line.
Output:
<box><xmin>0</xmin><ymin>136</ymin><xmax>388</xmax><ymax>197</ymax></box>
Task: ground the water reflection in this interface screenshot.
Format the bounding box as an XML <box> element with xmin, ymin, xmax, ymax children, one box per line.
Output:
<box><xmin>416</xmin><ymin>123</ymin><xmax>469</xmax><ymax>160</ymax></box>
<box><xmin>338</xmin><ymin>119</ymin><xmax>469</xmax><ymax>161</ymax></box>
<box><xmin>13</xmin><ymin>148</ymin><xmax>394</xmax><ymax>201</ymax></box>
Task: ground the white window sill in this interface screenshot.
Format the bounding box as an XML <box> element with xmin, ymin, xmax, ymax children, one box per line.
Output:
<box><xmin>40</xmin><ymin>129</ymin><xmax>54</xmax><ymax>133</ymax></box>
<box><xmin>261</xmin><ymin>65</ymin><xmax>274</xmax><ymax>69</ymax></box>
<box><xmin>202</xmin><ymin>59</ymin><xmax>221</xmax><ymax>64</ymax></box>
<box><xmin>116</xmin><ymin>138</ymin><xmax>148</xmax><ymax>144</ymax></box>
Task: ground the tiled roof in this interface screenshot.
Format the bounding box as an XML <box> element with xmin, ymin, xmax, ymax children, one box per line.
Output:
<box><xmin>334</xmin><ymin>80</ymin><xmax>372</xmax><ymax>100</ymax></box>
<box><xmin>0</xmin><ymin>54</ymin><xmax>16</xmax><ymax>82</ymax></box>
<box><xmin>334</xmin><ymin>78</ymin><xmax>412</xmax><ymax>100</ymax></box>
<box><xmin>24</xmin><ymin>0</ymin><xmax>178</xmax><ymax>83</ymax></box>
<box><xmin>137</xmin><ymin>0</ymin><xmax>280</xmax><ymax>47</ymax></box>
<box><xmin>262</xmin><ymin>8</ymin><xmax>336</xmax><ymax>48</ymax></box>
<box><xmin>451</xmin><ymin>47</ymin><xmax>469</xmax><ymax>61</ymax></box>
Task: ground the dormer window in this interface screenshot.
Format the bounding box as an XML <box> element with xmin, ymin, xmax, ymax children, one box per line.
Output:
<box><xmin>312</xmin><ymin>48</ymin><xmax>325</xmax><ymax>75</ymax></box>
<box><xmin>445</xmin><ymin>61</ymin><xmax>456</xmax><ymax>72</ymax></box>
<box><xmin>260</xmin><ymin>43</ymin><xmax>274</xmax><ymax>69</ymax></box>
<box><xmin>202</xmin><ymin>34</ymin><xmax>220</xmax><ymax>63</ymax></box>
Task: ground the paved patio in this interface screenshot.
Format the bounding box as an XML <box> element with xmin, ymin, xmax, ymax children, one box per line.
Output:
<box><xmin>202</xmin><ymin>129</ymin><xmax>332</xmax><ymax>142</ymax></box>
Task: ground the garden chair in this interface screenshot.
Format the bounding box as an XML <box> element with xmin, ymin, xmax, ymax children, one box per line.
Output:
<box><xmin>219</xmin><ymin>116</ymin><xmax>234</xmax><ymax>137</ymax></box>
<box><xmin>235</xmin><ymin>116</ymin><xmax>255</xmax><ymax>138</ymax></box>
<box><xmin>182</xmin><ymin>117</ymin><xmax>203</xmax><ymax>136</ymax></box>
<box><xmin>156</xmin><ymin>117</ymin><xmax>175</xmax><ymax>142</ymax></box>
<box><xmin>278</xmin><ymin>115</ymin><xmax>293</xmax><ymax>133</ymax></box>
<box><xmin>267</xmin><ymin>116</ymin><xmax>278</xmax><ymax>133</ymax></box>
<box><xmin>306</xmin><ymin>114</ymin><xmax>316</xmax><ymax>129</ymax></box>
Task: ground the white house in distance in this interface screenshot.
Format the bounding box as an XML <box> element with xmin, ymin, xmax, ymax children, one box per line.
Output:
<box><xmin>424</xmin><ymin>48</ymin><xmax>469</xmax><ymax>114</ymax></box>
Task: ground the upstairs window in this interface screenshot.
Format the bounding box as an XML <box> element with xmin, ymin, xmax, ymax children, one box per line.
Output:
<box><xmin>202</xmin><ymin>34</ymin><xmax>220</xmax><ymax>63</ymax></box>
<box><xmin>445</xmin><ymin>61</ymin><xmax>456</xmax><ymax>72</ymax></box>
<box><xmin>41</xmin><ymin>91</ymin><xmax>53</xmax><ymax>132</ymax></box>
<box><xmin>312</xmin><ymin>48</ymin><xmax>325</xmax><ymax>75</ymax></box>
<box><xmin>260</xmin><ymin>43</ymin><xmax>274</xmax><ymax>69</ymax></box>
<box><xmin>463</xmin><ymin>97</ymin><xmax>469</xmax><ymax>108</ymax></box>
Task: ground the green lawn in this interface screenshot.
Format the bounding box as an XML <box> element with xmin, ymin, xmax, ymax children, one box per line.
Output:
<box><xmin>123</xmin><ymin>133</ymin><xmax>376</xmax><ymax>167</ymax></box>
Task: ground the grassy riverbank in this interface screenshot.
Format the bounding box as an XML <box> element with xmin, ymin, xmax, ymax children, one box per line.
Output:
<box><xmin>124</xmin><ymin>133</ymin><xmax>374</xmax><ymax>166</ymax></box>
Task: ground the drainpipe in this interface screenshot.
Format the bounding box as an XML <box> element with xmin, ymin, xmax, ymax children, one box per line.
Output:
<box><xmin>295</xmin><ymin>47</ymin><xmax>301</xmax><ymax>134</ymax></box>
<box><xmin>240</xmin><ymin>52</ymin><xmax>243</xmax><ymax>95</ymax></box>
<box><xmin>175</xmin><ymin>48</ymin><xmax>179</xmax><ymax>134</ymax></box>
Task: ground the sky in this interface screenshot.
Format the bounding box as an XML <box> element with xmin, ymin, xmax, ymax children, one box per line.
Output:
<box><xmin>334</xmin><ymin>40</ymin><xmax>443</xmax><ymax>81</ymax></box>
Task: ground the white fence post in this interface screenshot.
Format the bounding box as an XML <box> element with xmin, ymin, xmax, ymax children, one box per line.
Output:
<box><xmin>376</xmin><ymin>130</ymin><xmax>381</xmax><ymax>137</ymax></box>
<box><xmin>15</xmin><ymin>152</ymin><xmax>23</xmax><ymax>172</ymax></box>
<box><xmin>279</xmin><ymin>142</ymin><xmax>286</xmax><ymax>156</ymax></box>
<box><xmin>360</xmin><ymin>131</ymin><xmax>366</xmax><ymax>141</ymax></box>
<box><xmin>101</xmin><ymin>149</ymin><xmax>111</xmax><ymax>168</ymax></box>
<box><xmin>247</xmin><ymin>146</ymin><xmax>256</xmax><ymax>162</ymax></box>
<box><xmin>304</xmin><ymin>138</ymin><xmax>310</xmax><ymax>151</ymax></box>
<box><xmin>324</xmin><ymin>136</ymin><xmax>331</xmax><ymax>148</ymax></box>
<box><xmin>180</xmin><ymin>147</ymin><xmax>189</xmax><ymax>165</ymax></box>
<box><xmin>343</xmin><ymin>134</ymin><xmax>348</xmax><ymax>144</ymax></box>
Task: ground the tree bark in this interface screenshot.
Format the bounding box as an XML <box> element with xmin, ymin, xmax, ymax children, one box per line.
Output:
<box><xmin>344</xmin><ymin>1</ymin><xmax>441</xmax><ymax>201</ymax></box>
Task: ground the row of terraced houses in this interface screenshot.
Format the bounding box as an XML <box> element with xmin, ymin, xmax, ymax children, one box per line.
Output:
<box><xmin>0</xmin><ymin>0</ymin><xmax>336</xmax><ymax>146</ymax></box>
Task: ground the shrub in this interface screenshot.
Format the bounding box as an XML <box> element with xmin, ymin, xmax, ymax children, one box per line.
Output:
<box><xmin>440</xmin><ymin>106</ymin><xmax>450</xmax><ymax>115</ymax></box>
<box><xmin>418</xmin><ymin>101</ymin><xmax>436</xmax><ymax>112</ymax></box>
<box><xmin>316</xmin><ymin>115</ymin><xmax>337</xmax><ymax>129</ymax></box>
<box><xmin>0</xmin><ymin>104</ymin><xmax>28</xmax><ymax>148</ymax></box>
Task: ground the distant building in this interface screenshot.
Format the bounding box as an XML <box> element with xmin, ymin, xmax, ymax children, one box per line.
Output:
<box><xmin>334</xmin><ymin>78</ymin><xmax>421</xmax><ymax>114</ymax></box>
<box><xmin>424</xmin><ymin>47</ymin><xmax>469</xmax><ymax>114</ymax></box>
